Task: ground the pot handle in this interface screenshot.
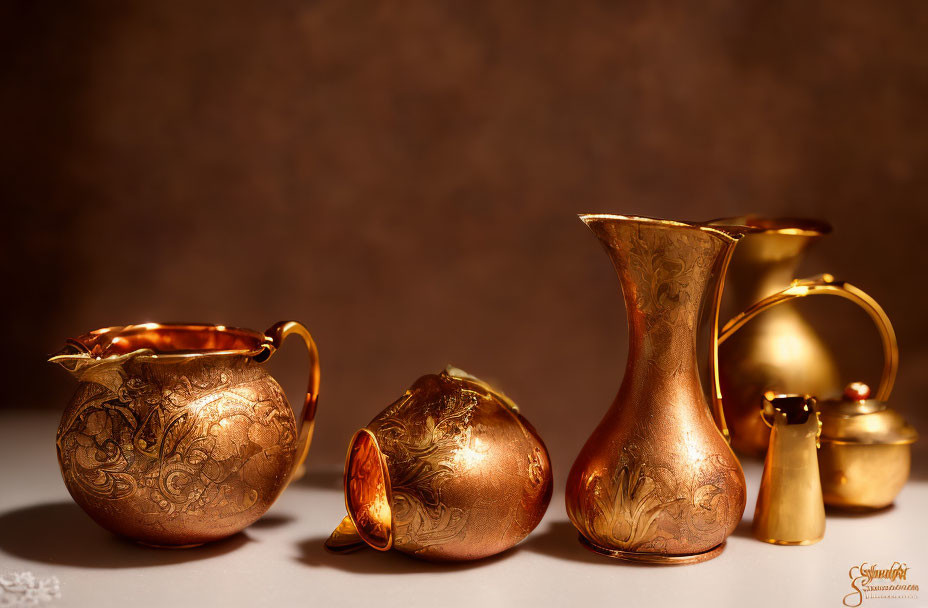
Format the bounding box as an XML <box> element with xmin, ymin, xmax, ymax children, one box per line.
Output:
<box><xmin>257</xmin><ymin>321</ymin><xmax>321</xmax><ymax>486</ymax></box>
<box><xmin>718</xmin><ymin>274</ymin><xmax>897</xmax><ymax>402</ymax></box>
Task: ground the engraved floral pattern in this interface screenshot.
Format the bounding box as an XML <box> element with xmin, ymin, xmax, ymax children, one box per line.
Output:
<box><xmin>583</xmin><ymin>449</ymin><xmax>743</xmax><ymax>553</ymax></box>
<box><xmin>351</xmin><ymin>370</ymin><xmax>552</xmax><ymax>560</ymax></box>
<box><xmin>373</xmin><ymin>389</ymin><xmax>475</xmax><ymax>552</ymax></box>
<box><xmin>624</xmin><ymin>227</ymin><xmax>718</xmax><ymax>322</ymax></box>
<box><xmin>621</xmin><ymin>226</ymin><xmax>722</xmax><ymax>374</ymax></box>
<box><xmin>56</xmin><ymin>356</ymin><xmax>297</xmax><ymax>542</ymax></box>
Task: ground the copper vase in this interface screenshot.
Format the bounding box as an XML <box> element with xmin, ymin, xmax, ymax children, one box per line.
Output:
<box><xmin>49</xmin><ymin>322</ymin><xmax>320</xmax><ymax>547</ymax></box>
<box><xmin>566</xmin><ymin>215</ymin><xmax>747</xmax><ymax>564</ymax></box>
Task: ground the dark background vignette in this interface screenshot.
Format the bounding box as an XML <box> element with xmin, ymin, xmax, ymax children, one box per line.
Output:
<box><xmin>2</xmin><ymin>1</ymin><xmax>926</xmax><ymax>482</ymax></box>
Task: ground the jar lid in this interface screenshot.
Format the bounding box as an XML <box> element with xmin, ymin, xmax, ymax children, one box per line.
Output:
<box><xmin>818</xmin><ymin>382</ymin><xmax>918</xmax><ymax>446</ymax></box>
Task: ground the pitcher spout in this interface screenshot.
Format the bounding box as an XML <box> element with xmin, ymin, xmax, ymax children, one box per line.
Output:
<box><xmin>47</xmin><ymin>343</ymin><xmax>95</xmax><ymax>377</ymax></box>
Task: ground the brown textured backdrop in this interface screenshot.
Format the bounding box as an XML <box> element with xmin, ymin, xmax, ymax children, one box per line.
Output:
<box><xmin>3</xmin><ymin>1</ymin><xmax>926</xmax><ymax>479</ymax></box>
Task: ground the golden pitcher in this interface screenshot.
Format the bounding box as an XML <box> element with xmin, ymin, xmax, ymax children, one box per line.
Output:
<box><xmin>566</xmin><ymin>215</ymin><xmax>747</xmax><ymax>564</ymax></box>
<box><xmin>709</xmin><ymin>216</ymin><xmax>895</xmax><ymax>456</ymax></box>
<box><xmin>49</xmin><ymin>322</ymin><xmax>320</xmax><ymax>547</ymax></box>
<box><xmin>717</xmin><ymin>274</ymin><xmax>898</xmax><ymax>455</ymax></box>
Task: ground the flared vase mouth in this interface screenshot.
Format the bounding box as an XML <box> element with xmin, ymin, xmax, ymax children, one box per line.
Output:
<box><xmin>578</xmin><ymin>213</ymin><xmax>749</xmax><ymax>242</ymax></box>
<box><xmin>579</xmin><ymin>213</ymin><xmax>703</xmax><ymax>230</ymax></box>
<box><xmin>708</xmin><ymin>215</ymin><xmax>832</xmax><ymax>238</ymax></box>
<box><xmin>48</xmin><ymin>323</ymin><xmax>271</xmax><ymax>368</ymax></box>
<box><xmin>344</xmin><ymin>428</ymin><xmax>394</xmax><ymax>551</ymax></box>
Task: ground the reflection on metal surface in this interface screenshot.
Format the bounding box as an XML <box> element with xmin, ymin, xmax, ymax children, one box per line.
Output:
<box><xmin>818</xmin><ymin>383</ymin><xmax>918</xmax><ymax>510</ymax></box>
<box><xmin>326</xmin><ymin>367</ymin><xmax>552</xmax><ymax>561</ymax></box>
<box><xmin>566</xmin><ymin>215</ymin><xmax>747</xmax><ymax>564</ymax></box>
<box><xmin>719</xmin><ymin>275</ymin><xmax>898</xmax><ymax>403</ymax></box>
<box><xmin>49</xmin><ymin>322</ymin><xmax>320</xmax><ymax>546</ymax></box>
<box><xmin>346</xmin><ymin>429</ymin><xmax>392</xmax><ymax>550</ymax></box>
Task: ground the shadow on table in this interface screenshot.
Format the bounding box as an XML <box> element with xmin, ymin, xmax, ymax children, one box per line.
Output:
<box><xmin>291</xmin><ymin>469</ymin><xmax>343</xmax><ymax>492</ymax></box>
<box><xmin>825</xmin><ymin>504</ymin><xmax>895</xmax><ymax>518</ymax></box>
<box><xmin>518</xmin><ymin>521</ymin><xmax>621</xmax><ymax>565</ymax></box>
<box><xmin>730</xmin><ymin>518</ymin><xmax>754</xmax><ymax>539</ymax></box>
<box><xmin>295</xmin><ymin>535</ymin><xmax>517</xmax><ymax>574</ymax></box>
<box><xmin>249</xmin><ymin>513</ymin><xmax>296</xmax><ymax>529</ymax></box>
<box><xmin>0</xmin><ymin>502</ymin><xmax>248</xmax><ymax>568</ymax></box>
<box><xmin>521</xmin><ymin>520</ymin><xmax>730</xmax><ymax>567</ymax></box>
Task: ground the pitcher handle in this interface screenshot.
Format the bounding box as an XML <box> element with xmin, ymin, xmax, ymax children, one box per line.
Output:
<box><xmin>256</xmin><ymin>321</ymin><xmax>321</xmax><ymax>486</ymax></box>
<box><xmin>718</xmin><ymin>274</ymin><xmax>897</xmax><ymax>402</ymax></box>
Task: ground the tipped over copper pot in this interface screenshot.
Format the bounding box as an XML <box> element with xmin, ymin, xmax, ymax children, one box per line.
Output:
<box><xmin>325</xmin><ymin>367</ymin><xmax>552</xmax><ymax>561</ymax></box>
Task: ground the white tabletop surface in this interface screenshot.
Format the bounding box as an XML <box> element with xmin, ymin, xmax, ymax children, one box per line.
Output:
<box><xmin>1</xmin><ymin>410</ymin><xmax>925</xmax><ymax>608</ymax></box>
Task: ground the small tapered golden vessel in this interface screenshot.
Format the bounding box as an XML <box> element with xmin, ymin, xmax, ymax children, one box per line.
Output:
<box><xmin>753</xmin><ymin>393</ymin><xmax>825</xmax><ymax>546</ymax></box>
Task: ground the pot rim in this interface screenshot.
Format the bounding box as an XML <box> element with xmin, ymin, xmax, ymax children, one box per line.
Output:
<box><xmin>707</xmin><ymin>215</ymin><xmax>832</xmax><ymax>237</ymax></box>
<box><xmin>578</xmin><ymin>213</ymin><xmax>758</xmax><ymax>242</ymax></box>
<box><xmin>344</xmin><ymin>428</ymin><xmax>395</xmax><ymax>551</ymax></box>
<box><xmin>49</xmin><ymin>322</ymin><xmax>272</xmax><ymax>363</ymax></box>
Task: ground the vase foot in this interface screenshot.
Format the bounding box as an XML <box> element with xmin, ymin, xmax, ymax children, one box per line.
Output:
<box><xmin>578</xmin><ymin>535</ymin><xmax>725</xmax><ymax>565</ymax></box>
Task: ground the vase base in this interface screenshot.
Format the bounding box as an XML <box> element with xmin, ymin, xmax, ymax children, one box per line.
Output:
<box><xmin>754</xmin><ymin>536</ymin><xmax>822</xmax><ymax>546</ymax></box>
<box><xmin>578</xmin><ymin>534</ymin><xmax>725</xmax><ymax>565</ymax></box>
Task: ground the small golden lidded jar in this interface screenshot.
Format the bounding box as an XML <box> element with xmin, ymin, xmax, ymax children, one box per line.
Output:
<box><xmin>818</xmin><ymin>382</ymin><xmax>918</xmax><ymax>510</ymax></box>
<box><xmin>326</xmin><ymin>367</ymin><xmax>552</xmax><ymax>561</ymax></box>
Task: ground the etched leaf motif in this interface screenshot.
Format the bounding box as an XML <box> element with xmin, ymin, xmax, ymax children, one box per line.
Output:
<box><xmin>586</xmin><ymin>462</ymin><xmax>674</xmax><ymax>551</ymax></box>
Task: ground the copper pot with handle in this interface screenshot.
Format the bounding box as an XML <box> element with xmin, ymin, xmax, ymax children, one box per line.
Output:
<box><xmin>49</xmin><ymin>321</ymin><xmax>319</xmax><ymax>547</ymax></box>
